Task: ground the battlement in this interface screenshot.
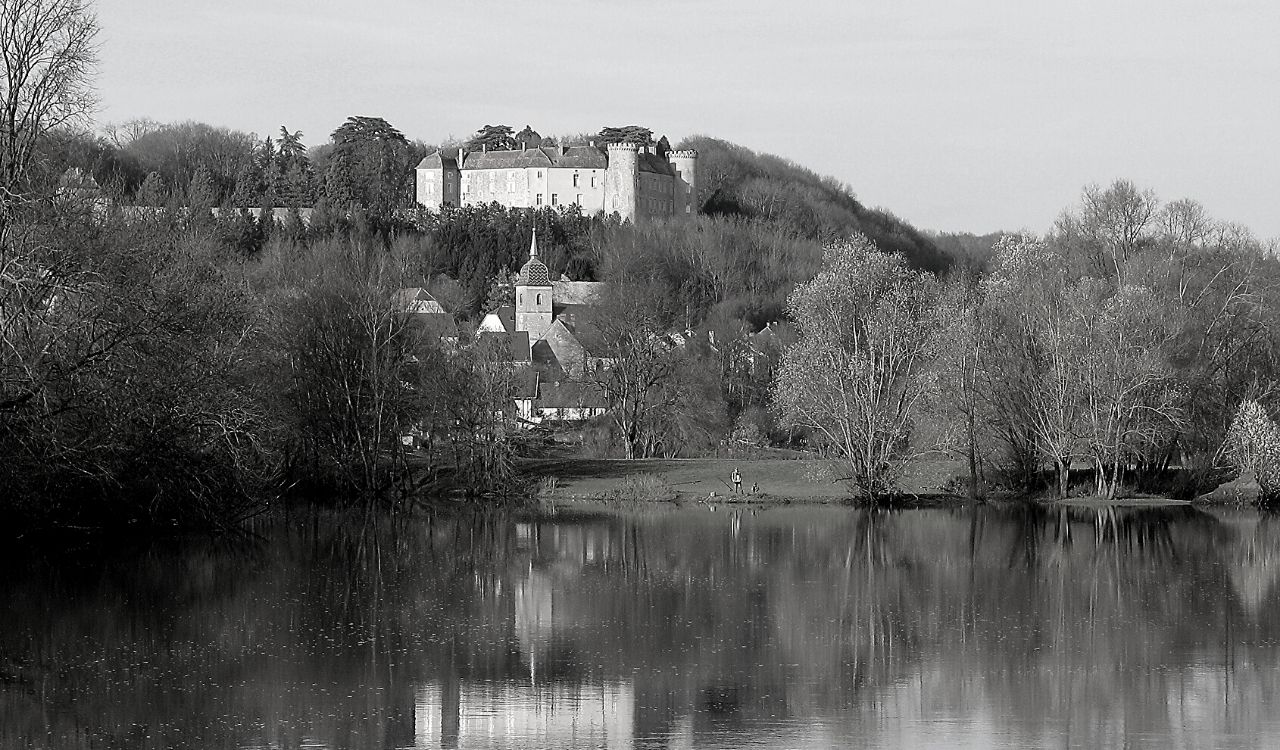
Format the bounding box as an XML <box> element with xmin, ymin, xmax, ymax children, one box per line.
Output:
<box><xmin>667</xmin><ymin>150</ymin><xmax>698</xmax><ymax>159</ymax></box>
<box><xmin>606</xmin><ymin>142</ymin><xmax>642</xmax><ymax>151</ymax></box>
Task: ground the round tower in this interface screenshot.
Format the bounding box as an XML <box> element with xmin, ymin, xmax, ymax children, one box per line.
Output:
<box><xmin>604</xmin><ymin>142</ymin><xmax>640</xmax><ymax>223</ymax></box>
<box><xmin>667</xmin><ymin>149</ymin><xmax>698</xmax><ymax>216</ymax></box>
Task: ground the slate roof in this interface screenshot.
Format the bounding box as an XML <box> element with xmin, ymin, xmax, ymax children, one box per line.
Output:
<box><xmin>534</xmin><ymin>380</ymin><xmax>608</xmax><ymax>410</ymax></box>
<box><xmin>416</xmin><ymin>152</ymin><xmax>458</xmax><ymax>170</ymax></box>
<box><xmin>394</xmin><ymin>287</ymin><xmax>447</xmax><ymax>314</ymax></box>
<box><xmin>495</xmin><ymin>305</ymin><xmax>515</xmax><ymax>331</ymax></box>
<box><xmin>638</xmin><ymin>151</ymin><xmax>676</xmax><ymax>176</ymax></box>
<box><xmin>476</xmin><ymin>330</ymin><xmax>531</xmax><ymax>363</ymax></box>
<box><xmin>517</xmin><ymin>256</ymin><xmax>550</xmax><ymax>286</ymax></box>
<box><xmin>459</xmin><ymin>145</ymin><xmax>609</xmax><ymax>171</ymax></box>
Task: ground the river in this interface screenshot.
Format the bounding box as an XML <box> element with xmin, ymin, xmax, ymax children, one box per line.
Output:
<box><xmin>4</xmin><ymin>503</ymin><xmax>1280</xmax><ymax>748</ymax></box>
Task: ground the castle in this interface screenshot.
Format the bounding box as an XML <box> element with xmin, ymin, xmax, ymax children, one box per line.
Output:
<box><xmin>416</xmin><ymin>143</ymin><xmax>698</xmax><ymax>223</ymax></box>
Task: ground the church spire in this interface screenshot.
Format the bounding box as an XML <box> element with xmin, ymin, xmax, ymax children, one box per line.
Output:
<box><xmin>529</xmin><ymin>226</ymin><xmax>538</xmax><ymax>258</ymax></box>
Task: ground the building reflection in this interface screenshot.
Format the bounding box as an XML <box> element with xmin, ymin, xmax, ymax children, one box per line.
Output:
<box><xmin>413</xmin><ymin>680</ymin><xmax>634</xmax><ymax>749</ymax></box>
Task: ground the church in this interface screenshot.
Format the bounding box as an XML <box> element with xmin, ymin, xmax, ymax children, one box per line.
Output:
<box><xmin>416</xmin><ymin>142</ymin><xmax>697</xmax><ymax>224</ymax></box>
<box><xmin>479</xmin><ymin>230</ymin><xmax>611</xmax><ymax>421</ymax></box>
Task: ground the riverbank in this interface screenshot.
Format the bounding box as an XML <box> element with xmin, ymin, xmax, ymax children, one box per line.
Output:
<box><xmin>521</xmin><ymin>457</ymin><xmax>1235</xmax><ymax>509</ymax></box>
<box><xmin>522</xmin><ymin>457</ymin><xmax>966</xmax><ymax>506</ymax></box>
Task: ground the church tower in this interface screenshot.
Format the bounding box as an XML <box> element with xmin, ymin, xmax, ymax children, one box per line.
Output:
<box><xmin>515</xmin><ymin>228</ymin><xmax>554</xmax><ymax>342</ymax></box>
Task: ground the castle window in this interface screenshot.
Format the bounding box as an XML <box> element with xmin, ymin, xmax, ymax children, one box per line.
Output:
<box><xmin>591</xmin><ymin>176</ymin><xmax>597</xmax><ymax>188</ymax></box>
<box><xmin>572</xmin><ymin>173</ymin><xmax>579</xmax><ymax>187</ymax></box>
<box><xmin>536</xmin><ymin>193</ymin><xmax>543</xmax><ymax>205</ymax></box>
<box><xmin>575</xmin><ymin>193</ymin><xmax>582</xmax><ymax>205</ymax></box>
<box><xmin>536</xmin><ymin>293</ymin><xmax>543</xmax><ymax>305</ymax></box>
<box><xmin>536</xmin><ymin>170</ymin><xmax>543</xmax><ymax>179</ymax></box>
<box><xmin>551</xmin><ymin>194</ymin><xmax>559</xmax><ymax>206</ymax></box>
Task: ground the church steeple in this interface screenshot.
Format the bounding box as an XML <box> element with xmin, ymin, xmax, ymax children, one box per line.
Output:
<box><xmin>515</xmin><ymin>228</ymin><xmax>553</xmax><ymax>342</ymax></box>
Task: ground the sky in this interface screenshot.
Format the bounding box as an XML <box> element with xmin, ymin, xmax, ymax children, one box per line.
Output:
<box><xmin>93</xmin><ymin>0</ymin><xmax>1280</xmax><ymax>240</ymax></box>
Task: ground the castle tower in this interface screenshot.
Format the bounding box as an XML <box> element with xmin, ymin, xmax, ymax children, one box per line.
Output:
<box><xmin>515</xmin><ymin>228</ymin><xmax>554</xmax><ymax>342</ymax></box>
<box><xmin>667</xmin><ymin>149</ymin><xmax>698</xmax><ymax>216</ymax></box>
<box><xmin>604</xmin><ymin>142</ymin><xmax>640</xmax><ymax>223</ymax></box>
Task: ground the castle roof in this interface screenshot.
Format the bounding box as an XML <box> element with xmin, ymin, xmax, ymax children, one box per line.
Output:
<box><xmin>444</xmin><ymin>144</ymin><xmax>675</xmax><ymax>175</ymax></box>
<box><xmin>459</xmin><ymin>145</ymin><xmax>609</xmax><ymax>171</ymax></box>
<box><xmin>416</xmin><ymin>151</ymin><xmax>458</xmax><ymax>170</ymax></box>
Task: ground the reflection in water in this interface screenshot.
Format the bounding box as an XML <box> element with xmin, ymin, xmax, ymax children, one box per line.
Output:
<box><xmin>4</xmin><ymin>504</ymin><xmax>1280</xmax><ymax>749</ymax></box>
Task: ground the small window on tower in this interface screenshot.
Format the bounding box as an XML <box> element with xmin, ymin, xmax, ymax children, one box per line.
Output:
<box><xmin>572</xmin><ymin>173</ymin><xmax>579</xmax><ymax>187</ymax></box>
<box><xmin>536</xmin><ymin>194</ymin><xmax>543</xmax><ymax>205</ymax></box>
<box><xmin>536</xmin><ymin>293</ymin><xmax>543</xmax><ymax>305</ymax></box>
<box><xmin>591</xmin><ymin>176</ymin><xmax>597</xmax><ymax>188</ymax></box>
<box><xmin>551</xmin><ymin>194</ymin><xmax>559</xmax><ymax>206</ymax></box>
<box><xmin>575</xmin><ymin>194</ymin><xmax>582</xmax><ymax>205</ymax></box>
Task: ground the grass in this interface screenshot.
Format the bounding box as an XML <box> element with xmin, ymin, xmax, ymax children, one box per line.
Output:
<box><xmin>519</xmin><ymin>457</ymin><xmax>967</xmax><ymax>503</ymax></box>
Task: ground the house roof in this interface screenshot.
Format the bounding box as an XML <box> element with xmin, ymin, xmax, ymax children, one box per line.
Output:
<box><xmin>530</xmin><ymin>340</ymin><xmax>560</xmax><ymax>369</ymax></box>
<box><xmin>477</xmin><ymin>330</ymin><xmax>531</xmax><ymax>363</ymax></box>
<box><xmin>406</xmin><ymin>312</ymin><xmax>458</xmax><ymax>340</ymax></box>
<box><xmin>394</xmin><ymin>287</ymin><xmax>448</xmax><ymax>314</ymax></box>
<box><xmin>534</xmin><ymin>380</ymin><xmax>608</xmax><ymax>410</ymax></box>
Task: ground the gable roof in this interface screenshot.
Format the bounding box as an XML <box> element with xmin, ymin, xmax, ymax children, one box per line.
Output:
<box><xmin>394</xmin><ymin>287</ymin><xmax>448</xmax><ymax>314</ymax></box>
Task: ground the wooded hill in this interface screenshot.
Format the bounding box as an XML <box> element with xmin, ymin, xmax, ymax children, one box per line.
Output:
<box><xmin>682</xmin><ymin>136</ymin><xmax>951</xmax><ymax>273</ymax></box>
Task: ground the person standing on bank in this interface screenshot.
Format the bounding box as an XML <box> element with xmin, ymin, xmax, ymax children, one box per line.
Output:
<box><xmin>732</xmin><ymin>468</ymin><xmax>742</xmax><ymax>494</ymax></box>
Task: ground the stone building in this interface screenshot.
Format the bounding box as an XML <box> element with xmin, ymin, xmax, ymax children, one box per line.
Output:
<box><xmin>416</xmin><ymin>142</ymin><xmax>697</xmax><ymax>223</ymax></box>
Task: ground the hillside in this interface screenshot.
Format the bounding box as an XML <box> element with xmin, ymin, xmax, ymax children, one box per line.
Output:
<box><xmin>678</xmin><ymin>136</ymin><xmax>952</xmax><ymax>273</ymax></box>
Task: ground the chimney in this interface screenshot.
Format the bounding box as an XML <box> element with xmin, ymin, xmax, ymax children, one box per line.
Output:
<box><xmin>559</xmin><ymin>144</ymin><xmax>567</xmax><ymax>157</ymax></box>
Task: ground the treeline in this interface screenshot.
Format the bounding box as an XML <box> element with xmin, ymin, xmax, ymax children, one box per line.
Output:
<box><xmin>775</xmin><ymin>180</ymin><xmax>1280</xmax><ymax>501</ymax></box>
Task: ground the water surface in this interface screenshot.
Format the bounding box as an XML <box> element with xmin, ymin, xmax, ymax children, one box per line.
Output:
<box><xmin>5</xmin><ymin>503</ymin><xmax>1280</xmax><ymax>748</ymax></box>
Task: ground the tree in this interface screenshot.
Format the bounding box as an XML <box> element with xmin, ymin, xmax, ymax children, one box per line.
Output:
<box><xmin>324</xmin><ymin>115</ymin><xmax>412</xmax><ymax>218</ymax></box>
<box><xmin>773</xmin><ymin>235</ymin><xmax>946</xmax><ymax>500</ymax></box>
<box><xmin>0</xmin><ymin>0</ymin><xmax>99</xmax><ymax>235</ymax></box>
<box><xmin>135</xmin><ymin>170</ymin><xmax>167</xmax><ymax>206</ymax></box>
<box><xmin>513</xmin><ymin>125</ymin><xmax>541</xmax><ymax>149</ymax></box>
<box><xmin>465</xmin><ymin>124</ymin><xmax>516</xmax><ymax>151</ymax></box>
<box><xmin>597</xmin><ymin>125</ymin><xmax>653</xmax><ymax>146</ymax></box>
<box><xmin>1055</xmin><ymin>180</ymin><xmax>1158</xmax><ymax>282</ymax></box>
<box><xmin>580</xmin><ymin>280</ymin><xmax>682</xmax><ymax>460</ymax></box>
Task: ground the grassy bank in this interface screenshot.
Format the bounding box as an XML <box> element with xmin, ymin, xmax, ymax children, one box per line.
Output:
<box><xmin>521</xmin><ymin>457</ymin><xmax>966</xmax><ymax>504</ymax></box>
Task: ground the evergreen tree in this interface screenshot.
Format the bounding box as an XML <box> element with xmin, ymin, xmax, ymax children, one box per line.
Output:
<box><xmin>187</xmin><ymin>165</ymin><xmax>219</xmax><ymax>211</ymax></box>
<box><xmin>466</xmin><ymin>124</ymin><xmax>516</xmax><ymax>151</ymax></box>
<box><xmin>136</xmin><ymin>171</ymin><xmax>168</xmax><ymax>206</ymax></box>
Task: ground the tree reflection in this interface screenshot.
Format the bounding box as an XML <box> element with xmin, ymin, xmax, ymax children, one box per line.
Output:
<box><xmin>4</xmin><ymin>504</ymin><xmax>1280</xmax><ymax>749</ymax></box>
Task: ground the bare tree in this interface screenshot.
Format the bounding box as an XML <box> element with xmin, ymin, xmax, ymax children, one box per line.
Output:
<box><xmin>0</xmin><ymin>0</ymin><xmax>99</xmax><ymax>233</ymax></box>
<box><xmin>773</xmin><ymin>235</ymin><xmax>946</xmax><ymax>501</ymax></box>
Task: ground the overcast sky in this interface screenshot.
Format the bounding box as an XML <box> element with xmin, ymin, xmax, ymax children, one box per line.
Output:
<box><xmin>93</xmin><ymin>0</ymin><xmax>1279</xmax><ymax>240</ymax></box>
